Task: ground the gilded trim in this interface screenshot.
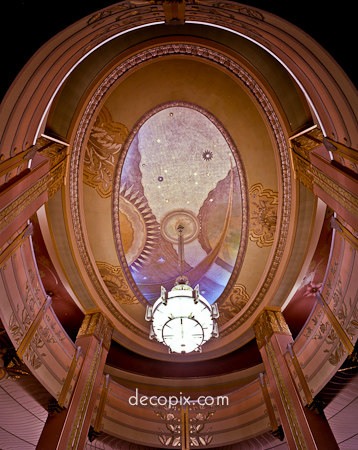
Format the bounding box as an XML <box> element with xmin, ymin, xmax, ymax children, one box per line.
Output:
<box><xmin>67</xmin><ymin>340</ymin><xmax>103</xmax><ymax>449</ymax></box>
<box><xmin>17</xmin><ymin>295</ymin><xmax>52</xmax><ymax>359</ymax></box>
<box><xmin>181</xmin><ymin>405</ymin><xmax>190</xmax><ymax>450</ymax></box>
<box><xmin>58</xmin><ymin>346</ymin><xmax>82</xmax><ymax>408</ymax></box>
<box><xmin>265</xmin><ymin>340</ymin><xmax>307</xmax><ymax>449</ymax></box>
<box><xmin>0</xmin><ymin>223</ymin><xmax>32</xmax><ymax>267</ymax></box>
<box><xmin>0</xmin><ymin>145</ymin><xmax>37</xmax><ymax>178</ymax></box>
<box><xmin>316</xmin><ymin>291</ymin><xmax>354</xmax><ymax>355</ymax></box>
<box><xmin>253</xmin><ymin>308</ymin><xmax>291</xmax><ymax>350</ymax></box>
<box><xmin>287</xmin><ymin>344</ymin><xmax>313</xmax><ymax>406</ymax></box>
<box><xmin>0</xmin><ymin>175</ymin><xmax>49</xmax><ymax>232</ymax></box>
<box><xmin>258</xmin><ymin>373</ymin><xmax>279</xmax><ymax>431</ymax></box>
<box><xmin>77</xmin><ymin>312</ymin><xmax>113</xmax><ymax>351</ymax></box>
<box><xmin>331</xmin><ymin>217</ymin><xmax>358</xmax><ymax>251</ymax></box>
<box><xmin>311</xmin><ymin>166</ymin><xmax>358</xmax><ymax>217</ymax></box>
<box><xmin>93</xmin><ymin>374</ymin><xmax>110</xmax><ymax>432</ymax></box>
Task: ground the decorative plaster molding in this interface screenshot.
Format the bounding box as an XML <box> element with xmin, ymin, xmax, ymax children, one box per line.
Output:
<box><xmin>69</xmin><ymin>42</ymin><xmax>291</xmax><ymax>340</ymax></box>
<box><xmin>253</xmin><ymin>308</ymin><xmax>291</xmax><ymax>350</ymax></box>
<box><xmin>77</xmin><ymin>312</ymin><xmax>114</xmax><ymax>351</ymax></box>
<box><xmin>249</xmin><ymin>183</ymin><xmax>278</xmax><ymax>248</ymax></box>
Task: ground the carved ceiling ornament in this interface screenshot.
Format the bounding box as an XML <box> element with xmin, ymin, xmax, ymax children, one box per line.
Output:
<box><xmin>83</xmin><ymin>106</ymin><xmax>129</xmax><ymax>198</ymax></box>
<box><xmin>96</xmin><ymin>261</ymin><xmax>139</xmax><ymax>305</ymax></box>
<box><xmin>249</xmin><ymin>183</ymin><xmax>278</xmax><ymax>248</ymax></box>
<box><xmin>217</xmin><ymin>284</ymin><xmax>250</xmax><ymax>326</ymax></box>
<box><xmin>68</xmin><ymin>42</ymin><xmax>291</xmax><ymax>342</ymax></box>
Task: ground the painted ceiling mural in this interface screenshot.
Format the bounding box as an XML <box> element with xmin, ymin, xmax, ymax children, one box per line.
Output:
<box><xmin>81</xmin><ymin>95</ymin><xmax>280</xmax><ymax>334</ymax></box>
<box><xmin>76</xmin><ymin>48</ymin><xmax>284</xmax><ymax>339</ymax></box>
<box><xmin>113</xmin><ymin>104</ymin><xmax>246</xmax><ymax>304</ymax></box>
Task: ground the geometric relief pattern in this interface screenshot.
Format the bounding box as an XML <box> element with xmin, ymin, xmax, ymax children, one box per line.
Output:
<box><xmin>119</xmin><ymin>182</ymin><xmax>160</xmax><ymax>271</ymax></box>
<box><xmin>249</xmin><ymin>183</ymin><xmax>278</xmax><ymax>247</ymax></box>
<box><xmin>84</xmin><ymin>106</ymin><xmax>128</xmax><ymax>198</ymax></box>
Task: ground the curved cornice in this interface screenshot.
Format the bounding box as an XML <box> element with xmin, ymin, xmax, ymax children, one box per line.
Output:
<box><xmin>1</xmin><ymin>1</ymin><xmax>356</xmax><ymax>162</ymax></box>
<box><xmin>0</xmin><ymin>1</ymin><xmax>347</xmax><ymax>361</ymax></box>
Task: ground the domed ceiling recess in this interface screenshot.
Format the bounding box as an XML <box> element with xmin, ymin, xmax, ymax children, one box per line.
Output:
<box><xmin>41</xmin><ymin>1</ymin><xmax>323</xmax><ymax>365</ymax></box>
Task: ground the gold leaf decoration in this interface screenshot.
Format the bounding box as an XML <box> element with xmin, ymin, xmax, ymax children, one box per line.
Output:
<box><xmin>96</xmin><ymin>261</ymin><xmax>138</xmax><ymax>304</ymax></box>
<box><xmin>249</xmin><ymin>183</ymin><xmax>278</xmax><ymax>247</ymax></box>
<box><xmin>84</xmin><ymin>106</ymin><xmax>128</xmax><ymax>198</ymax></box>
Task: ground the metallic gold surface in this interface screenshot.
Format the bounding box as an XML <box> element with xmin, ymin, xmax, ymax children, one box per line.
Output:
<box><xmin>16</xmin><ymin>295</ymin><xmax>52</xmax><ymax>359</ymax></box>
<box><xmin>77</xmin><ymin>312</ymin><xmax>113</xmax><ymax>351</ymax></box>
<box><xmin>258</xmin><ymin>372</ymin><xmax>279</xmax><ymax>431</ymax></box>
<box><xmin>265</xmin><ymin>340</ymin><xmax>307</xmax><ymax>449</ymax></box>
<box><xmin>253</xmin><ymin>308</ymin><xmax>291</xmax><ymax>350</ymax></box>
<box><xmin>58</xmin><ymin>346</ymin><xmax>82</xmax><ymax>408</ymax></box>
<box><xmin>287</xmin><ymin>343</ymin><xmax>313</xmax><ymax>406</ymax></box>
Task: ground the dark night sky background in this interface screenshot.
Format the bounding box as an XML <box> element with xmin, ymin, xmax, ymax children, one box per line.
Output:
<box><xmin>0</xmin><ymin>1</ymin><xmax>356</xmax><ymax>103</ymax></box>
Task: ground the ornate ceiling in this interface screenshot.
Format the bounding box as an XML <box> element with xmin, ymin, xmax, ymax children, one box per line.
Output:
<box><xmin>35</xmin><ymin>3</ymin><xmax>328</xmax><ymax>366</ymax></box>
<box><xmin>1</xmin><ymin>1</ymin><xmax>357</xmax><ymax>449</ymax></box>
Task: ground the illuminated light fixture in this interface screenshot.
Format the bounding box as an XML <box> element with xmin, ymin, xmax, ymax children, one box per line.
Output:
<box><xmin>145</xmin><ymin>224</ymin><xmax>219</xmax><ymax>354</ymax></box>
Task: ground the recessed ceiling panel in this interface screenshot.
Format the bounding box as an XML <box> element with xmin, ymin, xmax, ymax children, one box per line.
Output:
<box><xmin>113</xmin><ymin>103</ymin><xmax>247</xmax><ymax>304</ymax></box>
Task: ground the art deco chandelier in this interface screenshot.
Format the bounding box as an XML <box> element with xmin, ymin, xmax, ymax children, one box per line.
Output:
<box><xmin>145</xmin><ymin>224</ymin><xmax>219</xmax><ymax>354</ymax></box>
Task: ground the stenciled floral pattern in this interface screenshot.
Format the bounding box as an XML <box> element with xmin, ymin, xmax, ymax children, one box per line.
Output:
<box><xmin>84</xmin><ymin>106</ymin><xmax>128</xmax><ymax>198</ymax></box>
<box><xmin>155</xmin><ymin>405</ymin><xmax>215</xmax><ymax>447</ymax></box>
<box><xmin>249</xmin><ymin>183</ymin><xmax>278</xmax><ymax>247</ymax></box>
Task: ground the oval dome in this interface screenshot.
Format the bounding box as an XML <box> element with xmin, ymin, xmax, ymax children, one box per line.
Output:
<box><xmin>113</xmin><ymin>103</ymin><xmax>247</xmax><ymax>304</ymax></box>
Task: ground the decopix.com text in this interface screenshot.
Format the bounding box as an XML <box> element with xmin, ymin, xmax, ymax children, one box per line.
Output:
<box><xmin>128</xmin><ymin>388</ymin><xmax>229</xmax><ymax>409</ymax></box>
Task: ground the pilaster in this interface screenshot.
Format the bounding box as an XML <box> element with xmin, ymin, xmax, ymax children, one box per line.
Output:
<box><xmin>37</xmin><ymin>312</ymin><xmax>114</xmax><ymax>450</ymax></box>
<box><xmin>253</xmin><ymin>308</ymin><xmax>339</xmax><ymax>449</ymax></box>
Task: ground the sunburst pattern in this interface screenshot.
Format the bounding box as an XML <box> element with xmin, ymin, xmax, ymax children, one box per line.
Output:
<box><xmin>119</xmin><ymin>182</ymin><xmax>160</xmax><ymax>271</ymax></box>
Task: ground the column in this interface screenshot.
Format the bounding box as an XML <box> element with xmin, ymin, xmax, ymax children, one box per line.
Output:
<box><xmin>253</xmin><ymin>307</ymin><xmax>339</xmax><ymax>450</ymax></box>
<box><xmin>37</xmin><ymin>312</ymin><xmax>113</xmax><ymax>450</ymax></box>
